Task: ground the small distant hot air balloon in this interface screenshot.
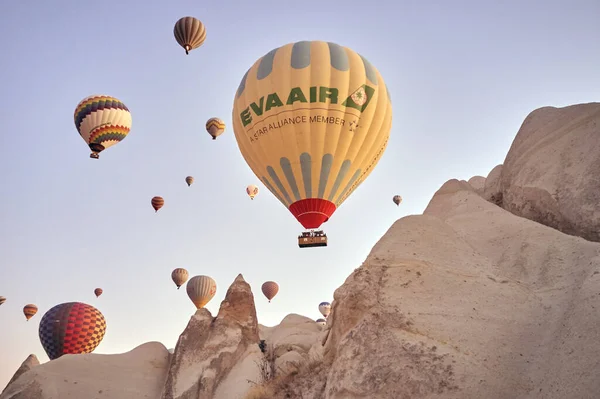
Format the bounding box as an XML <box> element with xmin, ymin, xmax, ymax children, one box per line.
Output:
<box><xmin>206</xmin><ymin>117</ymin><xmax>226</xmax><ymax>140</ymax></box>
<box><xmin>173</xmin><ymin>16</ymin><xmax>206</xmax><ymax>55</ymax></box>
<box><xmin>23</xmin><ymin>304</ymin><xmax>38</xmax><ymax>321</ymax></box>
<box><xmin>316</xmin><ymin>318</ymin><xmax>326</xmax><ymax>326</ymax></box>
<box><xmin>74</xmin><ymin>95</ymin><xmax>132</xmax><ymax>159</ymax></box>
<box><xmin>319</xmin><ymin>302</ymin><xmax>331</xmax><ymax>318</ymax></box>
<box><xmin>186</xmin><ymin>275</ymin><xmax>217</xmax><ymax>309</ymax></box>
<box><xmin>0</xmin><ymin>296</ymin><xmax>6</xmax><ymax>306</ymax></box>
<box><xmin>246</xmin><ymin>185</ymin><xmax>259</xmax><ymax>200</ymax></box>
<box><xmin>94</xmin><ymin>288</ymin><xmax>103</xmax><ymax>298</ymax></box>
<box><xmin>261</xmin><ymin>281</ymin><xmax>279</xmax><ymax>303</ymax></box>
<box><xmin>185</xmin><ymin>176</ymin><xmax>194</xmax><ymax>187</ymax></box>
<box><xmin>38</xmin><ymin>302</ymin><xmax>106</xmax><ymax>360</ymax></box>
<box><xmin>171</xmin><ymin>268</ymin><xmax>189</xmax><ymax>289</ymax></box>
<box><xmin>393</xmin><ymin>195</ymin><xmax>402</xmax><ymax>206</ymax></box>
<box><xmin>151</xmin><ymin>196</ymin><xmax>164</xmax><ymax>212</ymax></box>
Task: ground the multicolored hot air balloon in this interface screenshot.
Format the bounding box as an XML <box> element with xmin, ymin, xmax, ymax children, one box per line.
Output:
<box><xmin>232</xmin><ymin>41</ymin><xmax>392</xmax><ymax>237</ymax></box>
<box><xmin>23</xmin><ymin>304</ymin><xmax>38</xmax><ymax>321</ymax></box>
<box><xmin>186</xmin><ymin>176</ymin><xmax>194</xmax><ymax>187</ymax></box>
<box><xmin>171</xmin><ymin>268</ymin><xmax>189</xmax><ymax>290</ymax></box>
<box><xmin>316</xmin><ymin>318</ymin><xmax>326</xmax><ymax>326</ymax></box>
<box><xmin>206</xmin><ymin>117</ymin><xmax>226</xmax><ymax>140</ymax></box>
<box><xmin>261</xmin><ymin>281</ymin><xmax>279</xmax><ymax>302</ymax></box>
<box><xmin>173</xmin><ymin>17</ymin><xmax>206</xmax><ymax>55</ymax></box>
<box><xmin>319</xmin><ymin>302</ymin><xmax>331</xmax><ymax>318</ymax></box>
<box><xmin>246</xmin><ymin>184</ymin><xmax>259</xmax><ymax>200</ymax></box>
<box><xmin>38</xmin><ymin>302</ymin><xmax>107</xmax><ymax>360</ymax></box>
<box><xmin>74</xmin><ymin>95</ymin><xmax>132</xmax><ymax>159</ymax></box>
<box><xmin>186</xmin><ymin>275</ymin><xmax>217</xmax><ymax>309</ymax></box>
<box><xmin>151</xmin><ymin>196</ymin><xmax>164</xmax><ymax>212</ymax></box>
<box><xmin>94</xmin><ymin>288</ymin><xmax>103</xmax><ymax>298</ymax></box>
<box><xmin>0</xmin><ymin>296</ymin><xmax>6</xmax><ymax>306</ymax></box>
<box><xmin>393</xmin><ymin>195</ymin><xmax>402</xmax><ymax>206</ymax></box>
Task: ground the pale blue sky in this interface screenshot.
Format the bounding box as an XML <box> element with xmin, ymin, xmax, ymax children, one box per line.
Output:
<box><xmin>1</xmin><ymin>0</ymin><xmax>599</xmax><ymax>388</ymax></box>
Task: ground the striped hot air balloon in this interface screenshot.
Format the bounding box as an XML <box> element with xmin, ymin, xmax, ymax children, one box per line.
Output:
<box><xmin>173</xmin><ymin>17</ymin><xmax>206</xmax><ymax>55</ymax></box>
<box><xmin>171</xmin><ymin>268</ymin><xmax>189</xmax><ymax>289</ymax></box>
<box><xmin>0</xmin><ymin>296</ymin><xmax>6</xmax><ymax>306</ymax></box>
<box><xmin>316</xmin><ymin>318</ymin><xmax>326</xmax><ymax>326</ymax></box>
<box><xmin>94</xmin><ymin>288</ymin><xmax>103</xmax><ymax>298</ymax></box>
<box><xmin>232</xmin><ymin>41</ymin><xmax>392</xmax><ymax>232</ymax></box>
<box><xmin>151</xmin><ymin>196</ymin><xmax>164</xmax><ymax>212</ymax></box>
<box><xmin>186</xmin><ymin>275</ymin><xmax>217</xmax><ymax>309</ymax></box>
<box><xmin>185</xmin><ymin>176</ymin><xmax>194</xmax><ymax>187</ymax></box>
<box><xmin>319</xmin><ymin>302</ymin><xmax>331</xmax><ymax>318</ymax></box>
<box><xmin>246</xmin><ymin>184</ymin><xmax>259</xmax><ymax>200</ymax></box>
<box><xmin>74</xmin><ymin>95</ymin><xmax>132</xmax><ymax>159</ymax></box>
<box><xmin>23</xmin><ymin>304</ymin><xmax>38</xmax><ymax>321</ymax></box>
<box><xmin>38</xmin><ymin>302</ymin><xmax>107</xmax><ymax>360</ymax></box>
<box><xmin>206</xmin><ymin>117</ymin><xmax>226</xmax><ymax>140</ymax></box>
<box><xmin>261</xmin><ymin>281</ymin><xmax>279</xmax><ymax>302</ymax></box>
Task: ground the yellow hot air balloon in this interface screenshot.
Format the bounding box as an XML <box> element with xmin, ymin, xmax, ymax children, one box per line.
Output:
<box><xmin>232</xmin><ymin>41</ymin><xmax>392</xmax><ymax>247</ymax></box>
<box><xmin>74</xmin><ymin>95</ymin><xmax>132</xmax><ymax>159</ymax></box>
<box><xmin>206</xmin><ymin>117</ymin><xmax>226</xmax><ymax>140</ymax></box>
<box><xmin>186</xmin><ymin>275</ymin><xmax>217</xmax><ymax>309</ymax></box>
<box><xmin>185</xmin><ymin>176</ymin><xmax>194</xmax><ymax>187</ymax></box>
<box><xmin>23</xmin><ymin>304</ymin><xmax>38</xmax><ymax>321</ymax></box>
<box><xmin>171</xmin><ymin>268</ymin><xmax>189</xmax><ymax>289</ymax></box>
<box><xmin>173</xmin><ymin>17</ymin><xmax>206</xmax><ymax>55</ymax></box>
<box><xmin>246</xmin><ymin>184</ymin><xmax>259</xmax><ymax>200</ymax></box>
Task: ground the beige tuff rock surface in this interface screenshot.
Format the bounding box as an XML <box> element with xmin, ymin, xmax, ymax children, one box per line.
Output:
<box><xmin>0</xmin><ymin>342</ymin><xmax>170</xmax><ymax>399</ymax></box>
<box><xmin>482</xmin><ymin>164</ymin><xmax>503</xmax><ymax>204</ymax></box>
<box><xmin>499</xmin><ymin>103</ymin><xmax>600</xmax><ymax>242</ymax></box>
<box><xmin>467</xmin><ymin>176</ymin><xmax>486</xmax><ymax>195</ymax></box>
<box><xmin>273</xmin><ymin>179</ymin><xmax>600</xmax><ymax>398</ymax></box>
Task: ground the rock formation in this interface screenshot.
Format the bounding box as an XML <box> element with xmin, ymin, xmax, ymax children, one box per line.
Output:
<box><xmin>161</xmin><ymin>274</ymin><xmax>262</xmax><ymax>399</ymax></box>
<box><xmin>1</xmin><ymin>355</ymin><xmax>39</xmax><ymax>396</ymax></box>
<box><xmin>1</xmin><ymin>342</ymin><xmax>170</xmax><ymax>399</ymax></box>
<box><xmin>499</xmin><ymin>103</ymin><xmax>600</xmax><ymax>242</ymax></box>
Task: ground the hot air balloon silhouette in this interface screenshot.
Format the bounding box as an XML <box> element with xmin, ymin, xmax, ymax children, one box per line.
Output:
<box><xmin>0</xmin><ymin>296</ymin><xmax>6</xmax><ymax>306</ymax></box>
<box><xmin>94</xmin><ymin>288</ymin><xmax>103</xmax><ymax>298</ymax></box>
<box><xmin>151</xmin><ymin>196</ymin><xmax>164</xmax><ymax>212</ymax></box>
<box><xmin>173</xmin><ymin>17</ymin><xmax>206</xmax><ymax>55</ymax></box>
<box><xmin>232</xmin><ymin>41</ymin><xmax>392</xmax><ymax>248</ymax></box>
<box><xmin>38</xmin><ymin>302</ymin><xmax>106</xmax><ymax>360</ymax></box>
<box><xmin>74</xmin><ymin>95</ymin><xmax>132</xmax><ymax>159</ymax></box>
<box><xmin>185</xmin><ymin>176</ymin><xmax>194</xmax><ymax>187</ymax></box>
<box><xmin>23</xmin><ymin>304</ymin><xmax>38</xmax><ymax>321</ymax></box>
<box><xmin>246</xmin><ymin>185</ymin><xmax>259</xmax><ymax>200</ymax></box>
<box><xmin>171</xmin><ymin>268</ymin><xmax>189</xmax><ymax>289</ymax></box>
<box><xmin>319</xmin><ymin>302</ymin><xmax>331</xmax><ymax>318</ymax></box>
<box><xmin>393</xmin><ymin>195</ymin><xmax>402</xmax><ymax>206</ymax></box>
<box><xmin>206</xmin><ymin>117</ymin><xmax>226</xmax><ymax>140</ymax></box>
<box><xmin>261</xmin><ymin>281</ymin><xmax>279</xmax><ymax>302</ymax></box>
